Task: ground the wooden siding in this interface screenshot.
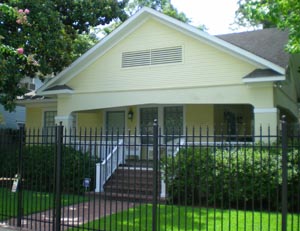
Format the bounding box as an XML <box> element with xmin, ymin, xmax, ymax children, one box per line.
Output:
<box><xmin>68</xmin><ymin>19</ymin><xmax>256</xmax><ymax>93</ymax></box>
<box><xmin>26</xmin><ymin>107</ymin><xmax>43</xmax><ymax>129</ymax></box>
<box><xmin>274</xmin><ymin>56</ymin><xmax>300</xmax><ymax>118</ymax></box>
<box><xmin>77</xmin><ymin>111</ymin><xmax>103</xmax><ymax>130</ymax></box>
<box><xmin>185</xmin><ymin>105</ymin><xmax>214</xmax><ymax>133</ymax></box>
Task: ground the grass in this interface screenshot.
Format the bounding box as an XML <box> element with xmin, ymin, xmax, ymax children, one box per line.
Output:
<box><xmin>0</xmin><ymin>187</ymin><xmax>86</xmax><ymax>221</ymax></box>
<box><xmin>68</xmin><ymin>204</ymin><xmax>300</xmax><ymax>231</ymax></box>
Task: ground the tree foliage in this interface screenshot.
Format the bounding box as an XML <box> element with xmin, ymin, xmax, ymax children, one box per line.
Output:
<box><xmin>235</xmin><ymin>0</ymin><xmax>300</xmax><ymax>53</ymax></box>
<box><xmin>126</xmin><ymin>0</ymin><xmax>190</xmax><ymax>23</ymax></box>
<box><xmin>0</xmin><ymin>0</ymin><xmax>128</xmax><ymax>111</ymax></box>
<box><xmin>1</xmin><ymin>0</ymin><xmax>203</xmax><ymax>111</ymax></box>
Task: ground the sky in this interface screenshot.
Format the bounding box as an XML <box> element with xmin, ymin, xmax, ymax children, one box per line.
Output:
<box><xmin>171</xmin><ymin>0</ymin><xmax>246</xmax><ymax>35</ymax></box>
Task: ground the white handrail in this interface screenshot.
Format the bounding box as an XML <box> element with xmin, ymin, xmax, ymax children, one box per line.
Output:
<box><xmin>166</xmin><ymin>138</ymin><xmax>186</xmax><ymax>156</ymax></box>
<box><xmin>95</xmin><ymin>139</ymin><xmax>125</xmax><ymax>192</ymax></box>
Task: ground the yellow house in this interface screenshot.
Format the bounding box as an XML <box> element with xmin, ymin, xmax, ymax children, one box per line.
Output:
<box><xmin>19</xmin><ymin>7</ymin><xmax>300</xmax><ymax>140</ymax></box>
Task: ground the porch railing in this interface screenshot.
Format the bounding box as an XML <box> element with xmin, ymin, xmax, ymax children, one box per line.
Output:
<box><xmin>95</xmin><ymin>139</ymin><xmax>124</xmax><ymax>192</ymax></box>
<box><xmin>68</xmin><ymin>139</ymin><xmax>117</xmax><ymax>161</ymax></box>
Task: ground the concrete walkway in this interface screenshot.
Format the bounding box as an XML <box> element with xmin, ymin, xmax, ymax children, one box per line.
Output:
<box><xmin>0</xmin><ymin>226</ymin><xmax>32</xmax><ymax>231</ymax></box>
<box><xmin>1</xmin><ymin>198</ymin><xmax>135</xmax><ymax>231</ymax></box>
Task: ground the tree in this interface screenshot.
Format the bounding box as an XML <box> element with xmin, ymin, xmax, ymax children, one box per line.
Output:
<box><xmin>126</xmin><ymin>0</ymin><xmax>190</xmax><ymax>23</ymax></box>
<box><xmin>0</xmin><ymin>0</ymin><xmax>128</xmax><ymax>111</ymax></box>
<box><xmin>0</xmin><ymin>3</ymin><xmax>37</xmax><ymax>110</ymax></box>
<box><xmin>53</xmin><ymin>0</ymin><xmax>129</xmax><ymax>33</ymax></box>
<box><xmin>235</xmin><ymin>0</ymin><xmax>300</xmax><ymax>53</ymax></box>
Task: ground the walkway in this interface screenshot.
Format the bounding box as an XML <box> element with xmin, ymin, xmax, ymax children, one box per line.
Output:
<box><xmin>1</xmin><ymin>198</ymin><xmax>135</xmax><ymax>231</ymax></box>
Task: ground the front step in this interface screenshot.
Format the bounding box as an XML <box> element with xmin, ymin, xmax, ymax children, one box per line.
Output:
<box><xmin>122</xmin><ymin>159</ymin><xmax>154</xmax><ymax>168</ymax></box>
<box><xmin>103</xmin><ymin>167</ymin><xmax>160</xmax><ymax>202</ymax></box>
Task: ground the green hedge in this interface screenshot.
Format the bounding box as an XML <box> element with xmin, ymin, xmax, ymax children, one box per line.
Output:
<box><xmin>162</xmin><ymin>145</ymin><xmax>300</xmax><ymax>211</ymax></box>
<box><xmin>24</xmin><ymin>145</ymin><xmax>96</xmax><ymax>194</ymax></box>
<box><xmin>0</xmin><ymin>145</ymin><xmax>96</xmax><ymax>194</ymax></box>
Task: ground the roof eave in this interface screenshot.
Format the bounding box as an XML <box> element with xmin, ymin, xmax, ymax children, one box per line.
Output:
<box><xmin>39</xmin><ymin>89</ymin><xmax>74</xmax><ymax>96</ymax></box>
<box><xmin>243</xmin><ymin>75</ymin><xmax>285</xmax><ymax>83</ymax></box>
<box><xmin>16</xmin><ymin>98</ymin><xmax>57</xmax><ymax>106</ymax></box>
<box><xmin>37</xmin><ymin>7</ymin><xmax>286</xmax><ymax>94</ymax></box>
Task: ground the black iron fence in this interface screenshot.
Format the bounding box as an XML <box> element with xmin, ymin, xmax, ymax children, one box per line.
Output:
<box><xmin>0</xmin><ymin>120</ymin><xmax>299</xmax><ymax>231</ymax></box>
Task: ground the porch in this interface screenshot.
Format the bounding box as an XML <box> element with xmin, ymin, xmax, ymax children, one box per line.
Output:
<box><xmin>63</xmin><ymin>126</ymin><xmax>255</xmax><ymax>198</ymax></box>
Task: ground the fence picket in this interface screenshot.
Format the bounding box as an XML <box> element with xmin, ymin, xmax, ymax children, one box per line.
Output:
<box><xmin>0</xmin><ymin>121</ymin><xmax>299</xmax><ymax>231</ymax></box>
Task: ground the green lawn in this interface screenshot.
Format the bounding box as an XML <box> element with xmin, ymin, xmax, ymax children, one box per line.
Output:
<box><xmin>0</xmin><ymin>187</ymin><xmax>86</xmax><ymax>220</ymax></box>
<box><xmin>68</xmin><ymin>204</ymin><xmax>300</xmax><ymax>231</ymax></box>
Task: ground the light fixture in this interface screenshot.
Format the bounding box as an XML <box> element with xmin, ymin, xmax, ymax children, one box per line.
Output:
<box><xmin>128</xmin><ymin>109</ymin><xmax>133</xmax><ymax>121</ymax></box>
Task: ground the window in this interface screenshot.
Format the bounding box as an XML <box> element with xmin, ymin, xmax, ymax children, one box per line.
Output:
<box><xmin>44</xmin><ymin>111</ymin><xmax>57</xmax><ymax>128</ymax></box>
<box><xmin>164</xmin><ymin>106</ymin><xmax>183</xmax><ymax>142</ymax></box>
<box><xmin>140</xmin><ymin>107</ymin><xmax>158</xmax><ymax>144</ymax></box>
<box><xmin>140</xmin><ymin>106</ymin><xmax>183</xmax><ymax>143</ymax></box>
<box><xmin>43</xmin><ymin>111</ymin><xmax>57</xmax><ymax>143</ymax></box>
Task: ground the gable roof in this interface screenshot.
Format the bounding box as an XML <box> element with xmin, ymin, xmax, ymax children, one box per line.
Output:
<box><xmin>37</xmin><ymin>7</ymin><xmax>286</xmax><ymax>95</ymax></box>
<box><xmin>217</xmin><ymin>28</ymin><xmax>289</xmax><ymax>68</ymax></box>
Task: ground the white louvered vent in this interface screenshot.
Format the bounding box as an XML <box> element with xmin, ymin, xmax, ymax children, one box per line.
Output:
<box><xmin>151</xmin><ymin>46</ymin><xmax>182</xmax><ymax>65</ymax></box>
<box><xmin>122</xmin><ymin>46</ymin><xmax>182</xmax><ymax>68</ymax></box>
<box><xmin>122</xmin><ymin>50</ymin><xmax>151</xmax><ymax>68</ymax></box>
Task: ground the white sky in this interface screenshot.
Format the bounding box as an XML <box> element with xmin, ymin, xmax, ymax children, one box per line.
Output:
<box><xmin>171</xmin><ymin>0</ymin><xmax>246</xmax><ymax>35</ymax></box>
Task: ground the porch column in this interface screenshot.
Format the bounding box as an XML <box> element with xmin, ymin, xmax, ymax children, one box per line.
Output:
<box><xmin>55</xmin><ymin>114</ymin><xmax>73</xmax><ymax>130</ymax></box>
<box><xmin>253</xmin><ymin>107</ymin><xmax>279</xmax><ymax>138</ymax></box>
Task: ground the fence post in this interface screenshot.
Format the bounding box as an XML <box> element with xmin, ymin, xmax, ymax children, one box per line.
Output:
<box><xmin>152</xmin><ymin>119</ymin><xmax>158</xmax><ymax>231</ymax></box>
<box><xmin>281</xmin><ymin>116</ymin><xmax>287</xmax><ymax>231</ymax></box>
<box><xmin>54</xmin><ymin>122</ymin><xmax>63</xmax><ymax>231</ymax></box>
<box><xmin>17</xmin><ymin>124</ymin><xmax>25</xmax><ymax>227</ymax></box>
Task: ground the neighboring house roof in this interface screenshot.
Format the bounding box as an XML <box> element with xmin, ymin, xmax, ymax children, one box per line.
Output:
<box><xmin>37</xmin><ymin>7</ymin><xmax>286</xmax><ymax>95</ymax></box>
<box><xmin>217</xmin><ymin>28</ymin><xmax>289</xmax><ymax>68</ymax></box>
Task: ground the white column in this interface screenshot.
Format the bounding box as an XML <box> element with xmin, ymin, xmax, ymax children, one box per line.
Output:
<box><xmin>55</xmin><ymin>114</ymin><xmax>74</xmax><ymax>129</ymax></box>
<box><xmin>160</xmin><ymin>177</ymin><xmax>166</xmax><ymax>198</ymax></box>
<box><xmin>253</xmin><ymin>107</ymin><xmax>279</xmax><ymax>138</ymax></box>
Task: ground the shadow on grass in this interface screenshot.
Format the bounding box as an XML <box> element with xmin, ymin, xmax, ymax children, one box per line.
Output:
<box><xmin>68</xmin><ymin>204</ymin><xmax>300</xmax><ymax>231</ymax></box>
<box><xmin>0</xmin><ymin>187</ymin><xmax>86</xmax><ymax>222</ymax></box>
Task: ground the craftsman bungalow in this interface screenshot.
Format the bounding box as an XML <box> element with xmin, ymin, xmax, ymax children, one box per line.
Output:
<box><xmin>19</xmin><ymin>7</ymin><xmax>299</xmax><ymax>141</ymax></box>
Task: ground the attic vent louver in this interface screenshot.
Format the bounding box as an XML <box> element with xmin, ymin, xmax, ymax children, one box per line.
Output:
<box><xmin>122</xmin><ymin>50</ymin><xmax>151</xmax><ymax>68</ymax></box>
<box><xmin>151</xmin><ymin>46</ymin><xmax>182</xmax><ymax>65</ymax></box>
<box><xmin>122</xmin><ymin>46</ymin><xmax>182</xmax><ymax>68</ymax></box>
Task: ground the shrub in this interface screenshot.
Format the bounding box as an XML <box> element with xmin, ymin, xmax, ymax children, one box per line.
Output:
<box><xmin>0</xmin><ymin>129</ymin><xmax>19</xmax><ymax>182</ymax></box>
<box><xmin>24</xmin><ymin>145</ymin><xmax>96</xmax><ymax>194</ymax></box>
<box><xmin>162</xmin><ymin>147</ymin><xmax>215</xmax><ymax>205</ymax></box>
<box><xmin>162</xmin><ymin>144</ymin><xmax>300</xmax><ymax>212</ymax></box>
<box><xmin>1</xmin><ymin>144</ymin><xmax>96</xmax><ymax>194</ymax></box>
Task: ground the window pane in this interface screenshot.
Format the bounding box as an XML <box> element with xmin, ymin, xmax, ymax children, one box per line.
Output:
<box><xmin>164</xmin><ymin>106</ymin><xmax>183</xmax><ymax>138</ymax></box>
<box><xmin>44</xmin><ymin>111</ymin><xmax>57</xmax><ymax>128</ymax></box>
<box><xmin>43</xmin><ymin>111</ymin><xmax>57</xmax><ymax>143</ymax></box>
<box><xmin>140</xmin><ymin>107</ymin><xmax>158</xmax><ymax>144</ymax></box>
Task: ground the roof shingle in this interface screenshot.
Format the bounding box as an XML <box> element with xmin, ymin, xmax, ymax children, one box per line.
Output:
<box><xmin>217</xmin><ymin>28</ymin><xmax>289</xmax><ymax>68</ymax></box>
